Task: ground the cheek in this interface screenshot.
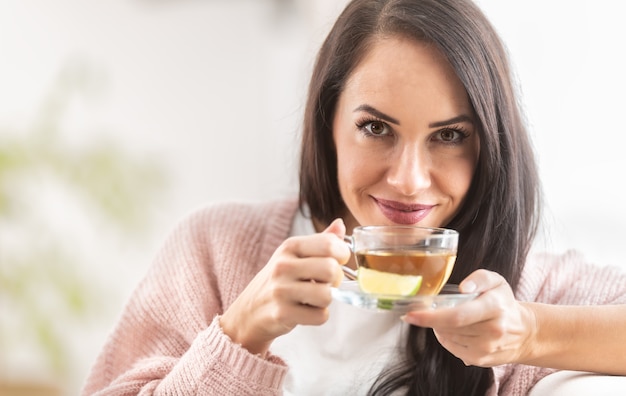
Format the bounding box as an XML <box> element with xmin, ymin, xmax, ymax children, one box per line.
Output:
<box><xmin>336</xmin><ymin>150</ymin><xmax>362</xmax><ymax>190</ymax></box>
<box><xmin>438</xmin><ymin>157</ymin><xmax>476</xmax><ymax>201</ymax></box>
<box><xmin>335</xmin><ymin>141</ymin><xmax>381</xmax><ymax>198</ymax></box>
<box><xmin>456</xmin><ymin>167</ymin><xmax>475</xmax><ymax>198</ymax></box>
<box><xmin>444</xmin><ymin>138</ymin><xmax>480</xmax><ymax>200</ymax></box>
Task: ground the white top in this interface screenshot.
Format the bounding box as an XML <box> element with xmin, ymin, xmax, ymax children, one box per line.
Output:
<box><xmin>270</xmin><ymin>210</ymin><xmax>408</xmax><ymax>395</ymax></box>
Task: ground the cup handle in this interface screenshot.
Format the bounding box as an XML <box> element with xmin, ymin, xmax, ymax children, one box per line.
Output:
<box><xmin>343</xmin><ymin>235</ymin><xmax>354</xmax><ymax>252</ymax></box>
<box><xmin>341</xmin><ymin>235</ymin><xmax>358</xmax><ymax>280</ymax></box>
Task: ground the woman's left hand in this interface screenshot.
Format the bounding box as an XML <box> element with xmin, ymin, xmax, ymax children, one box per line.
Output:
<box><xmin>402</xmin><ymin>269</ymin><xmax>537</xmax><ymax>367</ymax></box>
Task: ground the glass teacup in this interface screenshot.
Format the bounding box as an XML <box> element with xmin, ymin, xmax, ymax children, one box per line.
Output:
<box><xmin>343</xmin><ymin>225</ymin><xmax>458</xmax><ymax>297</ymax></box>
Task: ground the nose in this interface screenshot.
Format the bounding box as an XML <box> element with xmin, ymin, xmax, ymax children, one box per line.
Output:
<box><xmin>386</xmin><ymin>144</ymin><xmax>431</xmax><ymax>196</ymax></box>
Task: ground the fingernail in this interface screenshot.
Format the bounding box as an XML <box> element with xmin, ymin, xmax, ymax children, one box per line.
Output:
<box><xmin>462</xmin><ymin>280</ymin><xmax>477</xmax><ymax>293</ymax></box>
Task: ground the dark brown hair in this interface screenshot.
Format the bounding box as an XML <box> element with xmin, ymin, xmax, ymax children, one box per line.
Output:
<box><xmin>298</xmin><ymin>0</ymin><xmax>541</xmax><ymax>394</ymax></box>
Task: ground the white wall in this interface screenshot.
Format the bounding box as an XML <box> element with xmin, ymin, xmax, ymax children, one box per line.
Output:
<box><xmin>475</xmin><ymin>0</ymin><xmax>626</xmax><ymax>266</ymax></box>
<box><xmin>1</xmin><ymin>0</ymin><xmax>625</xmax><ymax>394</ymax></box>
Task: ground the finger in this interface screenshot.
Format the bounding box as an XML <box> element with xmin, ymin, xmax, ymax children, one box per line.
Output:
<box><xmin>322</xmin><ymin>218</ymin><xmax>346</xmax><ymax>238</ymax></box>
<box><xmin>296</xmin><ymin>283</ymin><xmax>334</xmax><ymax>309</ymax></box>
<box><xmin>403</xmin><ymin>305</ymin><xmax>472</xmax><ymax>329</ymax></box>
<box><xmin>322</xmin><ymin>218</ymin><xmax>351</xmax><ymax>265</ymax></box>
<box><xmin>271</xmin><ymin>254</ymin><xmax>342</xmax><ymax>283</ymax></box>
<box><xmin>283</xmin><ymin>233</ymin><xmax>350</xmax><ymax>264</ymax></box>
<box><xmin>433</xmin><ymin>328</ymin><xmax>507</xmax><ymax>368</ymax></box>
<box><xmin>405</xmin><ymin>272</ymin><xmax>513</xmax><ymax>329</ymax></box>
<box><xmin>276</xmin><ymin>279</ymin><xmax>333</xmax><ymax>309</ymax></box>
<box><xmin>294</xmin><ymin>257</ymin><xmax>344</xmax><ymax>286</ymax></box>
<box><xmin>432</xmin><ymin>329</ymin><xmax>479</xmax><ymax>366</ymax></box>
<box><xmin>404</xmin><ymin>294</ymin><xmax>499</xmax><ymax>329</ymax></box>
<box><xmin>434</xmin><ymin>329</ymin><xmax>468</xmax><ymax>350</ymax></box>
<box><xmin>434</xmin><ymin>328</ymin><xmax>479</xmax><ymax>347</ymax></box>
<box><xmin>459</xmin><ymin>269</ymin><xmax>506</xmax><ymax>294</ymax></box>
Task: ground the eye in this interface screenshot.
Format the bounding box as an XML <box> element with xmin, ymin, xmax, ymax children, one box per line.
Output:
<box><xmin>358</xmin><ymin>119</ymin><xmax>391</xmax><ymax>137</ymax></box>
<box><xmin>434</xmin><ymin>127</ymin><xmax>469</xmax><ymax>145</ymax></box>
<box><xmin>440</xmin><ymin>129</ymin><xmax>456</xmax><ymax>141</ymax></box>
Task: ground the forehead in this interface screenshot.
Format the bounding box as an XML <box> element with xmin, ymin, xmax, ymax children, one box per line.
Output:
<box><xmin>341</xmin><ymin>35</ymin><xmax>471</xmax><ymax>115</ymax></box>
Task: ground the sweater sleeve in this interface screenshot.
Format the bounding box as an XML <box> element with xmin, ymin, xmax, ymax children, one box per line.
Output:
<box><xmin>516</xmin><ymin>250</ymin><xmax>626</xmax><ymax>306</ymax></box>
<box><xmin>82</xmin><ymin>200</ymin><xmax>297</xmax><ymax>395</ymax></box>
<box><xmin>493</xmin><ymin>250</ymin><xmax>626</xmax><ymax>395</ymax></box>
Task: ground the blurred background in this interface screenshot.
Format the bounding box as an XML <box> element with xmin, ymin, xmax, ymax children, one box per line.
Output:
<box><xmin>1</xmin><ymin>0</ymin><xmax>624</xmax><ymax>394</ymax></box>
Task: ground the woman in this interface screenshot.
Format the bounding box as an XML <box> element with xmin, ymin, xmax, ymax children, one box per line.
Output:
<box><xmin>83</xmin><ymin>0</ymin><xmax>626</xmax><ymax>395</ymax></box>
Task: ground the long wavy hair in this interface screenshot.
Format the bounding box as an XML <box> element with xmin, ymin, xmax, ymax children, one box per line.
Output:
<box><xmin>298</xmin><ymin>0</ymin><xmax>541</xmax><ymax>394</ymax></box>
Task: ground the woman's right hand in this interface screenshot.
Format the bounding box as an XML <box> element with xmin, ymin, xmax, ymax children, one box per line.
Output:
<box><xmin>219</xmin><ymin>218</ymin><xmax>350</xmax><ymax>355</ymax></box>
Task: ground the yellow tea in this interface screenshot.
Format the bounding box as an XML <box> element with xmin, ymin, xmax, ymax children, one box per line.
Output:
<box><xmin>355</xmin><ymin>248</ymin><xmax>456</xmax><ymax>295</ymax></box>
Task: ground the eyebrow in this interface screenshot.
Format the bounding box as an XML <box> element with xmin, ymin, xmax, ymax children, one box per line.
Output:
<box><xmin>354</xmin><ymin>104</ymin><xmax>473</xmax><ymax>129</ymax></box>
<box><xmin>353</xmin><ymin>104</ymin><xmax>400</xmax><ymax>125</ymax></box>
<box><xmin>428</xmin><ymin>115</ymin><xmax>474</xmax><ymax>128</ymax></box>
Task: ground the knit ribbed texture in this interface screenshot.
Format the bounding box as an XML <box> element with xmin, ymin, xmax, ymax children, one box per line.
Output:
<box><xmin>82</xmin><ymin>199</ymin><xmax>297</xmax><ymax>395</ymax></box>
<box><xmin>82</xmin><ymin>200</ymin><xmax>626</xmax><ymax>395</ymax></box>
<box><xmin>492</xmin><ymin>250</ymin><xmax>626</xmax><ymax>395</ymax></box>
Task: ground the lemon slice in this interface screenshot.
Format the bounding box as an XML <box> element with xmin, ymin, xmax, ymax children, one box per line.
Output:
<box><xmin>357</xmin><ymin>267</ymin><xmax>423</xmax><ymax>296</ymax></box>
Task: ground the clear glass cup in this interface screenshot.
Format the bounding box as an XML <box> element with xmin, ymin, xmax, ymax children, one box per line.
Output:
<box><xmin>343</xmin><ymin>225</ymin><xmax>459</xmax><ymax>296</ymax></box>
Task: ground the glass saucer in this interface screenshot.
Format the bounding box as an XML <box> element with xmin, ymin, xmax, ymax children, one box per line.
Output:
<box><xmin>331</xmin><ymin>282</ymin><xmax>478</xmax><ymax>313</ymax></box>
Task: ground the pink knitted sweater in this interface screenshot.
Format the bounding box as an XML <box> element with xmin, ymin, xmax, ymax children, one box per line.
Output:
<box><xmin>82</xmin><ymin>198</ymin><xmax>626</xmax><ymax>395</ymax></box>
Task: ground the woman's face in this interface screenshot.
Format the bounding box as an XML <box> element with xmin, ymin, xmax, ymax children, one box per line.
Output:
<box><xmin>333</xmin><ymin>36</ymin><xmax>480</xmax><ymax>232</ymax></box>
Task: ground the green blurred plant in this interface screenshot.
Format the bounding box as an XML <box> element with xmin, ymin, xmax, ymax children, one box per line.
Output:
<box><xmin>0</xmin><ymin>61</ymin><xmax>166</xmax><ymax>380</ymax></box>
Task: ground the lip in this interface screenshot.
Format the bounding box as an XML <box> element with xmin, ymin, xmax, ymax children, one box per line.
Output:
<box><xmin>374</xmin><ymin>197</ymin><xmax>435</xmax><ymax>225</ymax></box>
